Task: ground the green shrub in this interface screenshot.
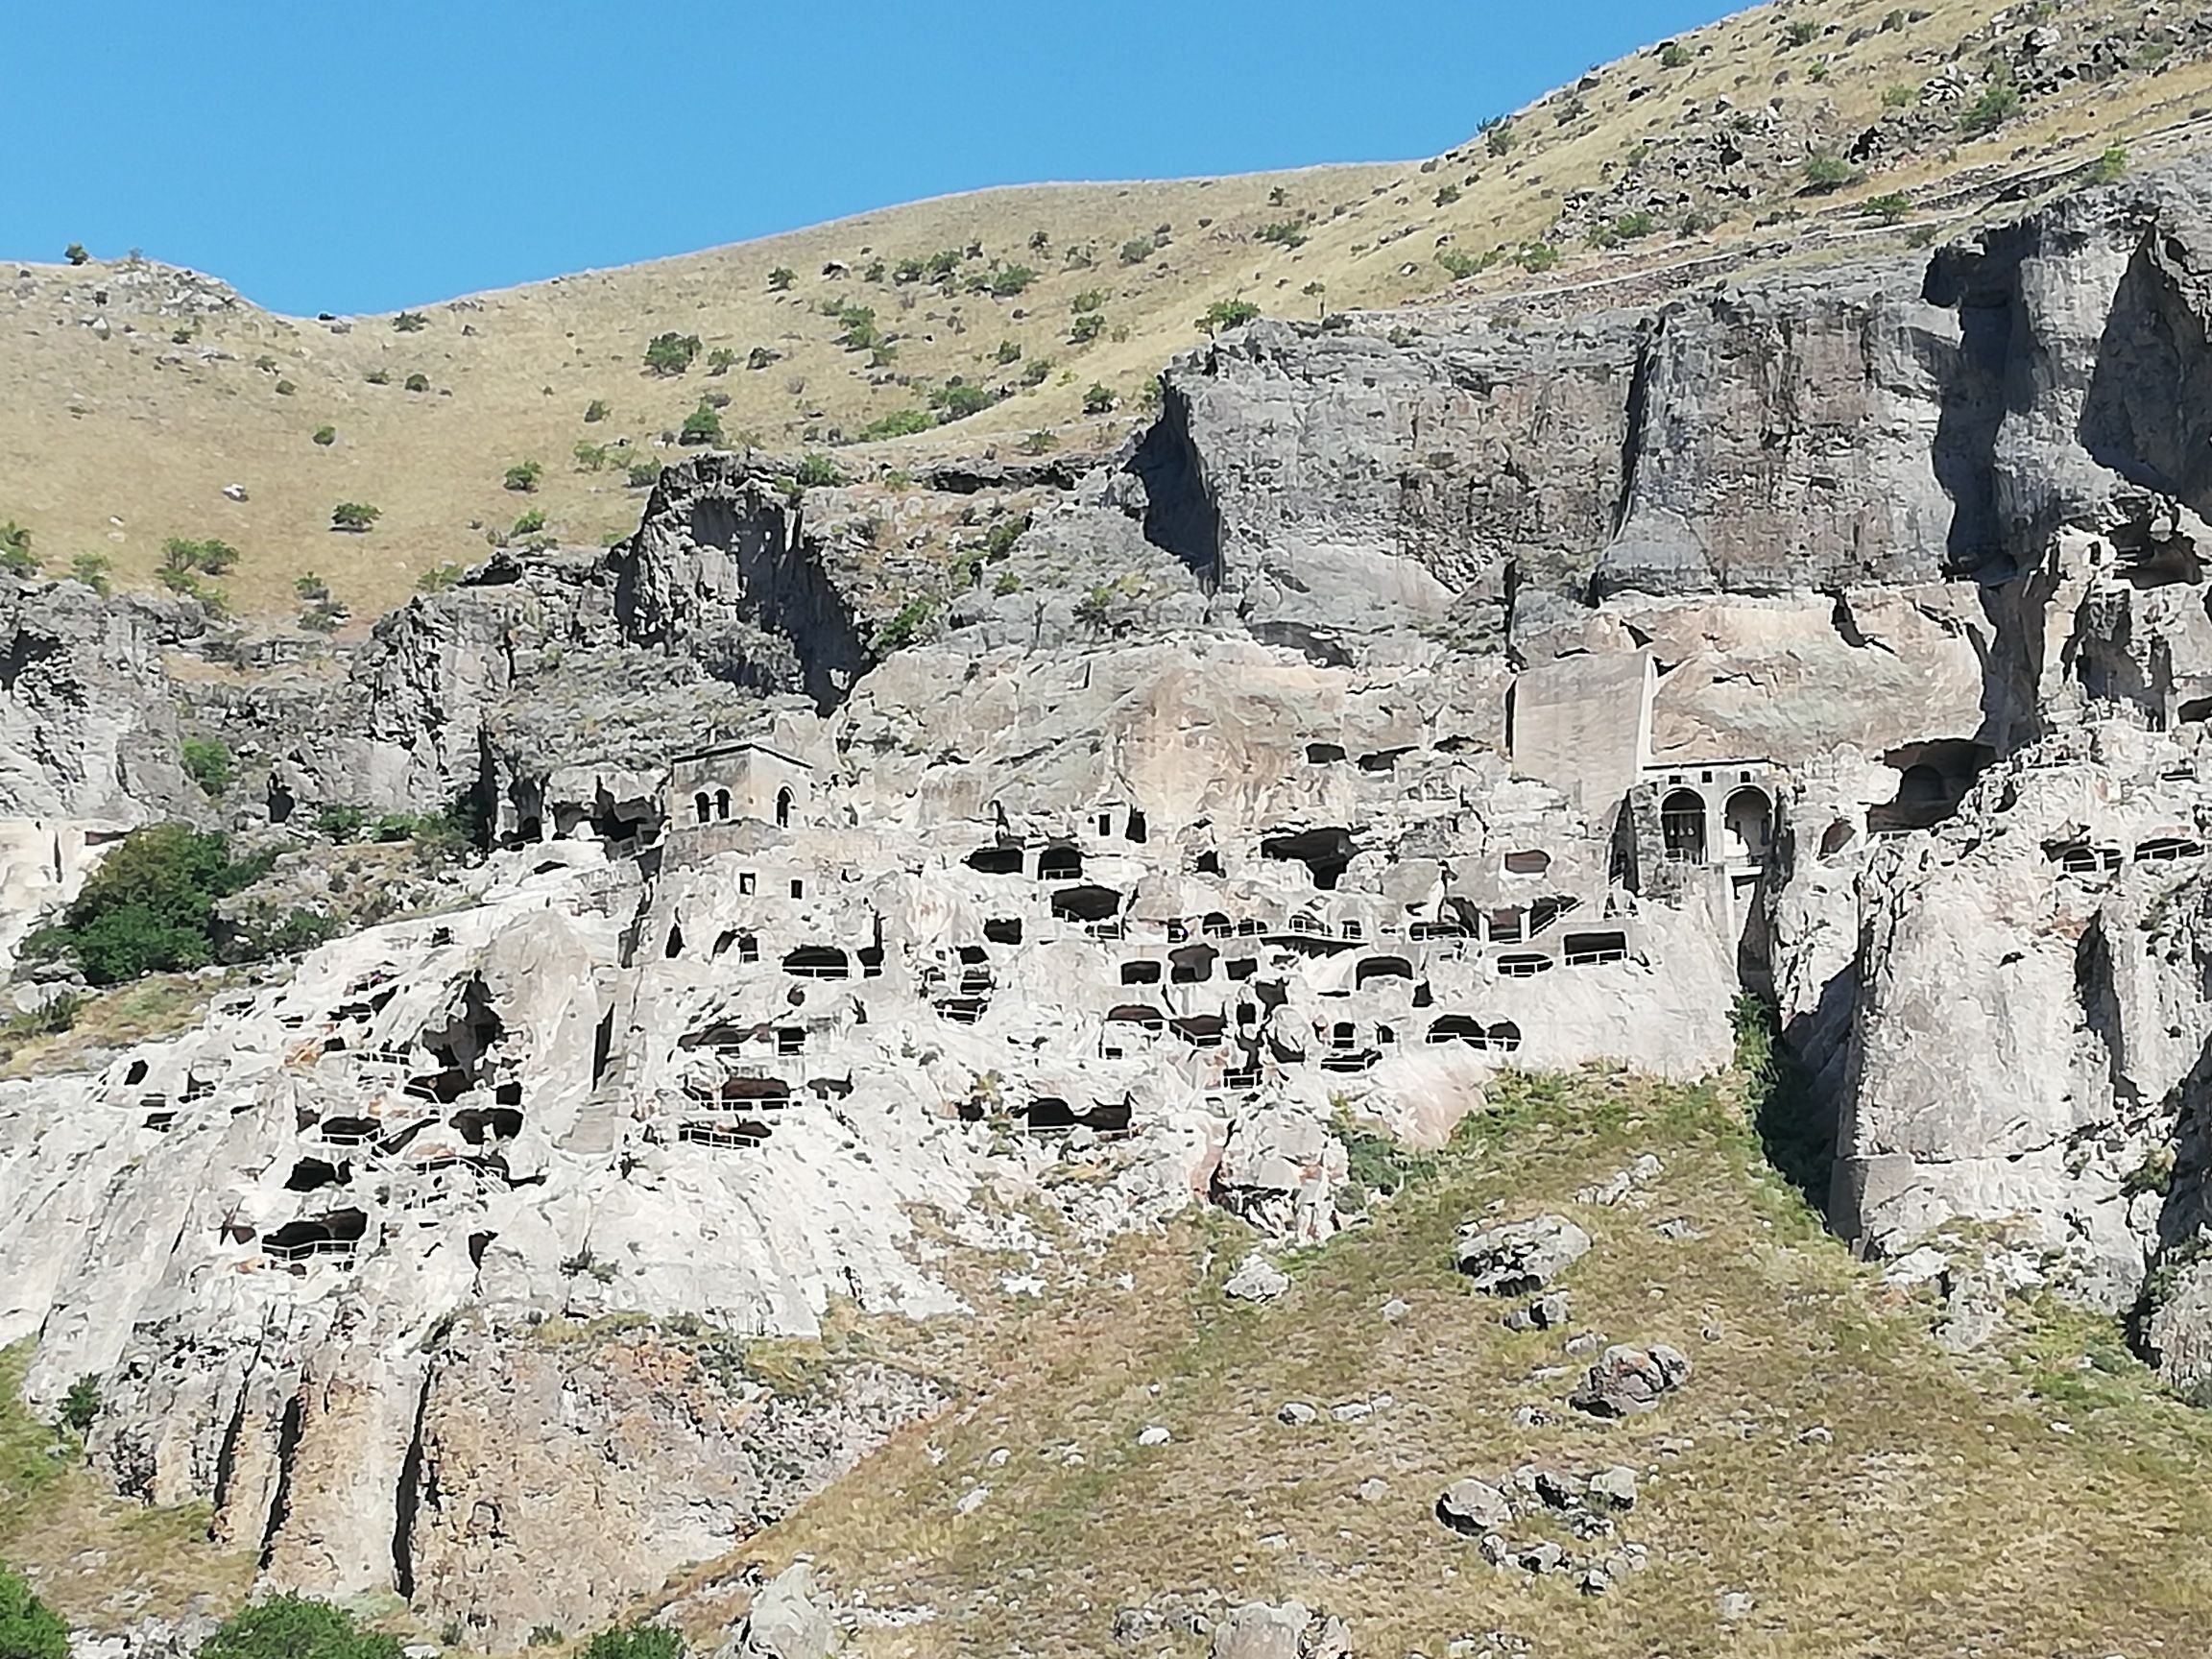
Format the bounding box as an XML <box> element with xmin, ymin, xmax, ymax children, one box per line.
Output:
<box><xmin>931</xmin><ymin>381</ymin><xmax>997</xmax><ymax>421</ymax></box>
<box><xmin>768</xmin><ymin>267</ymin><xmax>796</xmax><ymax>291</ymax></box>
<box><xmin>314</xmin><ymin>804</ymin><xmax>369</xmax><ymax>839</ymax></box>
<box><xmin>513</xmin><ymin>508</ymin><xmax>547</xmax><ymax>536</ymax></box>
<box><xmin>1437</xmin><ymin>249</ymin><xmax>1481</xmax><ymax>279</ymax></box>
<box><xmin>299</xmin><ymin>600</ymin><xmax>347</xmax><ymax>634</ymax></box>
<box><xmin>312</xmin><ymin>425</ymin><xmax>337</xmax><ymax>446</ymax></box>
<box><xmin>643</xmin><ymin>332</ymin><xmax>702</xmax><ymax>375</ymax></box>
<box><xmin>1082</xmin><ymin>382</ymin><xmax>1118</xmax><ymax>415</ymax></box>
<box><xmin>59</xmin><ymin>1376</ymin><xmax>101</xmax><ymax>1435</ymax></box>
<box><xmin>68</xmin><ymin>553</ymin><xmax>109</xmax><ymax>595</ymax></box>
<box><xmin>156</xmin><ymin>570</ymin><xmax>229</xmax><ymax>614</ymax></box>
<box><xmin>581</xmin><ymin>1624</ymin><xmax>684</xmax><ymax>1659</ymax></box>
<box><xmin>274</xmin><ymin>379</ymin><xmax>296</xmax><ymax>397</ymax></box>
<box><xmin>1661</xmin><ymin>41</ymin><xmax>1693</xmax><ymax>67</ymax></box>
<box><xmin>1592</xmin><ymin>212</ymin><xmax>1658</xmax><ymax>247</ymax></box>
<box><xmin>626</xmin><ymin>459</ymin><xmax>661</xmax><ymax>488</ymax></box>
<box><xmin>0</xmin><ymin>1561</ymin><xmax>67</xmax><ymax>1659</ymax></box>
<box><xmin>1197</xmin><ymin>299</ymin><xmax>1262</xmax><ymax>337</ymax></box>
<box><xmin>858</xmin><ymin>408</ymin><xmax>934</xmax><ymax>442</ymax></box>
<box><xmin>161</xmin><ymin>536</ymin><xmax>239</xmax><ymax>577</ymax></box>
<box><xmin>0</xmin><ymin>521</ymin><xmax>35</xmax><ymax>579</ymax></box>
<box><xmin>417</xmin><ymin>563</ymin><xmax>467</xmax><ymax>593</ymax></box>
<box><xmin>1</xmin><ymin>993</ymin><xmax>81</xmax><ymax>1044</ymax></box>
<box><xmin>63</xmin><ymin>243</ymin><xmax>90</xmax><ymax>266</ymax></box>
<box><xmin>574</xmin><ymin>441</ymin><xmax>609</xmax><ymax>471</ymax></box>
<box><xmin>503</xmin><ymin>460</ymin><xmax>543</xmax><ymax>493</ymax></box>
<box><xmin>403</xmin><ymin>373</ymin><xmax>430</xmax><ymax>393</ymax></box>
<box><xmin>1865</xmin><ymin>192</ymin><xmax>1912</xmax><ymax>224</ymax></box>
<box><xmin>1070</xmin><ymin>313</ymin><xmax>1105</xmax><ymax>345</ymax></box>
<box><xmin>18</xmin><ymin>824</ymin><xmax>271</xmax><ymax>984</ymax></box>
<box><xmin>200</xmin><ymin>1595</ymin><xmax>401</xmax><ymax>1659</ymax></box>
<box><xmin>1883</xmin><ymin>81</ymin><xmax>1915</xmax><ymax>108</ymax></box>
<box><xmin>1258</xmin><ymin>220</ymin><xmax>1307</xmax><ymax>249</ymax></box>
<box><xmin>583</xmin><ymin>397</ymin><xmax>611</xmax><ymax>422</ymax></box>
<box><xmin>1958</xmin><ymin>82</ymin><xmax>2021</xmax><ymax>135</ymax></box>
<box><xmin>680</xmin><ymin>403</ymin><xmax>723</xmax><ymax>445</ymax></box>
<box><xmin>180</xmin><ymin>735</ymin><xmax>232</xmax><ymax>798</ymax></box>
<box><xmin>1803</xmin><ymin>154</ymin><xmax>1856</xmax><ymax>189</ymax></box>
<box><xmin>993</xmin><ymin>571</ymin><xmax>1022</xmax><ymax>595</ymax></box>
<box><xmin>794</xmin><ymin>453</ymin><xmax>843</xmax><ymax>488</ymax></box>
<box><xmin>988</xmin><ymin>263</ymin><xmax>1037</xmax><ymax>298</ymax></box>
<box><xmin>1434</xmin><ymin>183</ymin><xmax>1461</xmax><ymax>207</ymax></box>
<box><xmin>875</xmin><ymin>598</ymin><xmax>936</xmax><ymax>653</ymax></box>
<box><xmin>392</xmin><ymin>310</ymin><xmax>428</xmax><ymax>332</ymax></box>
<box><xmin>1516</xmin><ymin>242</ymin><xmax>1561</xmax><ymax>272</ymax></box>
<box><xmin>2089</xmin><ymin>144</ymin><xmax>2129</xmax><ymax>184</ymax></box>
<box><xmin>1783</xmin><ymin>18</ymin><xmax>1819</xmax><ymax>46</ymax></box>
<box><xmin>331</xmin><ymin>502</ymin><xmax>380</xmax><ymax>532</ymax></box>
<box><xmin>1022</xmin><ymin>358</ymin><xmax>1051</xmax><ymax>386</ymax></box>
<box><xmin>1020</xmin><ymin>428</ymin><xmax>1057</xmax><ymax>454</ymax></box>
<box><xmin>994</xmin><ymin>339</ymin><xmax>1023</xmax><ymax>366</ymax></box>
<box><xmin>1481</xmin><ymin>117</ymin><xmax>1515</xmax><ymax>156</ymax></box>
<box><xmin>1118</xmin><ymin>238</ymin><xmax>1154</xmax><ymax>266</ymax></box>
<box><xmin>366</xmin><ymin>368</ymin><xmax>392</xmax><ymax>385</ymax></box>
<box><xmin>834</xmin><ymin>305</ymin><xmax>881</xmax><ymax>351</ymax></box>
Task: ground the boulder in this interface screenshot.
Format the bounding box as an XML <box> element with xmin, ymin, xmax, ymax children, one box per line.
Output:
<box><xmin>1223</xmin><ymin>1256</ymin><xmax>1291</xmax><ymax>1304</ymax></box>
<box><xmin>730</xmin><ymin>1564</ymin><xmax>836</xmax><ymax>1659</ymax></box>
<box><xmin>1569</xmin><ymin>1344</ymin><xmax>1693</xmax><ymax>1417</ymax></box>
<box><xmin>1435</xmin><ymin>1478</ymin><xmax>1512</xmax><ymax>1534</ymax></box>
<box><xmin>1455</xmin><ymin>1215</ymin><xmax>1592</xmax><ymax>1295</ymax></box>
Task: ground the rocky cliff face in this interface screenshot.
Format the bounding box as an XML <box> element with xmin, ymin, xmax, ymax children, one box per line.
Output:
<box><xmin>23</xmin><ymin>153</ymin><xmax>2212</xmax><ymax>1643</ymax></box>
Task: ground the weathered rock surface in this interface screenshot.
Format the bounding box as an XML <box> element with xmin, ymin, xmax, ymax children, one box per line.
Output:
<box><xmin>1570</xmin><ymin>1344</ymin><xmax>1693</xmax><ymax>1417</ymax></box>
<box><xmin>1454</xmin><ymin>1215</ymin><xmax>1592</xmax><ymax>1295</ymax></box>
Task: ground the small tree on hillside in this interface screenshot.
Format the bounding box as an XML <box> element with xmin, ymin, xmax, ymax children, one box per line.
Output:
<box><xmin>63</xmin><ymin>244</ymin><xmax>90</xmax><ymax>267</ymax></box>
<box><xmin>1196</xmin><ymin>299</ymin><xmax>1262</xmax><ymax>337</ymax></box>
<box><xmin>503</xmin><ymin>460</ymin><xmax>543</xmax><ymax>493</ymax></box>
<box><xmin>331</xmin><ymin>502</ymin><xmax>380</xmax><ymax>533</ymax></box>
<box><xmin>392</xmin><ymin>310</ymin><xmax>429</xmax><ymax>332</ymax></box>
<box><xmin>768</xmin><ymin>267</ymin><xmax>796</xmax><ymax>292</ymax></box>
<box><xmin>199</xmin><ymin>1596</ymin><xmax>402</xmax><ymax>1659</ymax></box>
<box><xmin>643</xmin><ymin>332</ymin><xmax>701</xmax><ymax>375</ymax></box>
<box><xmin>0</xmin><ymin>521</ymin><xmax>36</xmax><ymax>578</ymax></box>
<box><xmin>0</xmin><ymin>1563</ymin><xmax>67</xmax><ymax>1659</ymax></box>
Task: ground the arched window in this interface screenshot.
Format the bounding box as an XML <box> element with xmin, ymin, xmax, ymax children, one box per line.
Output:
<box><xmin>776</xmin><ymin>786</ymin><xmax>793</xmax><ymax>829</ymax></box>
<box><xmin>714</xmin><ymin>788</ymin><xmax>732</xmax><ymax>822</ymax></box>
<box><xmin>693</xmin><ymin>792</ymin><xmax>711</xmax><ymax>824</ymax></box>
<box><xmin>1661</xmin><ymin>790</ymin><xmax>1706</xmax><ymax>864</ymax></box>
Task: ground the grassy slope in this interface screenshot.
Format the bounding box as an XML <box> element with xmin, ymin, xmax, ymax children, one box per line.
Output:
<box><xmin>6</xmin><ymin>0</ymin><xmax>2211</xmax><ymax>625</ymax></box>
<box><xmin>668</xmin><ymin>1068</ymin><xmax>2212</xmax><ymax>1659</ymax></box>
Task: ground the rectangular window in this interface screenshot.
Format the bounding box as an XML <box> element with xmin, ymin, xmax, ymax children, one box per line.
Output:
<box><xmin>739</xmin><ymin>872</ymin><xmax>756</xmax><ymax>895</ymax></box>
<box><xmin>790</xmin><ymin>878</ymin><xmax>805</xmax><ymax>899</ymax></box>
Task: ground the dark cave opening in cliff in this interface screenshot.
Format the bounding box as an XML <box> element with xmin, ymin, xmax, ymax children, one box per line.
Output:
<box><xmin>1261</xmin><ymin>827</ymin><xmax>1357</xmax><ymax>890</ymax></box>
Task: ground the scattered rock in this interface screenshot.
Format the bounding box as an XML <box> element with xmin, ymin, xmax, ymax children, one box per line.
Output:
<box><xmin>1563</xmin><ymin>1332</ymin><xmax>1605</xmax><ymax>1357</ymax></box>
<box><xmin>1210</xmin><ymin>1602</ymin><xmax>1332</xmax><ymax>1659</ymax></box>
<box><xmin>1137</xmin><ymin>1425</ymin><xmax>1172</xmax><ymax>1446</ymax></box>
<box><xmin>730</xmin><ymin>1564</ymin><xmax>838</xmax><ymax>1659</ymax></box>
<box><xmin>1354</xmin><ymin>1477</ymin><xmax>1390</xmax><ymax>1503</ymax></box>
<box><xmin>1436</xmin><ymin>1478</ymin><xmax>1512</xmax><ymax>1535</ymax></box>
<box><xmin>1276</xmin><ymin>1401</ymin><xmax>1318</xmax><ymax>1427</ymax></box>
<box><xmin>1381</xmin><ymin>1297</ymin><xmax>1411</xmax><ymax>1322</ymax></box>
<box><xmin>1574</xmin><ymin>1154</ymin><xmax>1662</xmax><ymax>1206</ymax></box>
<box><xmin>1718</xmin><ymin>1591</ymin><xmax>1754</xmax><ymax>1622</ymax></box>
<box><xmin>1224</xmin><ymin>1256</ymin><xmax>1292</xmax><ymax>1304</ymax></box>
<box><xmin>1587</xmin><ymin>1465</ymin><xmax>1638</xmax><ymax>1509</ymax></box>
<box><xmin>1455</xmin><ymin>1215</ymin><xmax>1592</xmax><ymax>1295</ymax></box>
<box><xmin>1503</xmin><ymin>1291</ymin><xmax>1573</xmax><ymax>1332</ymax></box>
<box><xmin>1570</xmin><ymin>1344</ymin><xmax>1693</xmax><ymax>1417</ymax></box>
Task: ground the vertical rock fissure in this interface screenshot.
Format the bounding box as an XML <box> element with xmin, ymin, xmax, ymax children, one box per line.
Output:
<box><xmin>257</xmin><ymin>1392</ymin><xmax>305</xmax><ymax>1568</ymax></box>
<box><xmin>392</xmin><ymin>1364</ymin><xmax>434</xmax><ymax>1599</ymax></box>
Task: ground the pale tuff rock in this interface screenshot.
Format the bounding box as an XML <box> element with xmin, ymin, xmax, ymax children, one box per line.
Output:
<box><xmin>16</xmin><ymin>152</ymin><xmax>2212</xmax><ymax>1637</ymax></box>
<box><xmin>726</xmin><ymin>1564</ymin><xmax>839</xmax><ymax>1659</ymax></box>
<box><xmin>1435</xmin><ymin>1478</ymin><xmax>1513</xmax><ymax>1535</ymax></box>
<box><xmin>1223</xmin><ymin>1255</ymin><xmax>1292</xmax><ymax>1303</ymax></box>
<box><xmin>1454</xmin><ymin>1216</ymin><xmax>1593</xmax><ymax>1296</ymax></box>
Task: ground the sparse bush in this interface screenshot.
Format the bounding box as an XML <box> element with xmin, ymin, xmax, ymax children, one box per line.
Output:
<box><xmin>63</xmin><ymin>243</ymin><xmax>90</xmax><ymax>267</ymax></box>
<box><xmin>0</xmin><ymin>1562</ymin><xmax>67</xmax><ymax>1659</ymax></box>
<box><xmin>1118</xmin><ymin>238</ymin><xmax>1154</xmax><ymax>266</ymax></box>
<box><xmin>1481</xmin><ymin>116</ymin><xmax>1516</xmax><ymax>156</ymax></box>
<box><xmin>1437</xmin><ymin>249</ymin><xmax>1482</xmax><ymax>279</ymax></box>
<box><xmin>993</xmin><ymin>571</ymin><xmax>1022</xmax><ymax>594</ymax></box>
<box><xmin>417</xmin><ymin>562</ymin><xmax>467</xmax><ymax>593</ymax></box>
<box><xmin>392</xmin><ymin>311</ymin><xmax>428</xmax><ymax>332</ymax></box>
<box><xmin>574</xmin><ymin>441</ymin><xmax>609</xmax><ymax>471</ymax></box>
<box><xmin>989</xmin><ymin>263</ymin><xmax>1038</xmax><ymax>297</ymax></box>
<box><xmin>931</xmin><ymin>381</ymin><xmax>997</xmax><ymax>421</ymax></box>
<box><xmin>312</xmin><ymin>425</ymin><xmax>336</xmax><ymax>445</ymax></box>
<box><xmin>274</xmin><ymin>379</ymin><xmax>297</xmax><ymax>397</ymax></box>
<box><xmin>875</xmin><ymin>598</ymin><xmax>937</xmax><ymax>653</ymax></box>
<box><xmin>768</xmin><ymin>267</ymin><xmax>796</xmax><ymax>291</ymax></box>
<box><xmin>580</xmin><ymin>1624</ymin><xmax>684</xmax><ymax>1659</ymax></box>
<box><xmin>68</xmin><ymin>552</ymin><xmax>110</xmax><ymax>595</ymax></box>
<box><xmin>2090</xmin><ymin>144</ymin><xmax>2130</xmax><ymax>184</ymax></box>
<box><xmin>1021</xmin><ymin>428</ymin><xmax>1058</xmax><ymax>454</ymax></box>
<box><xmin>366</xmin><ymin>368</ymin><xmax>392</xmax><ymax>385</ymax></box>
<box><xmin>1197</xmin><ymin>298</ymin><xmax>1262</xmax><ymax>337</ymax></box>
<box><xmin>1883</xmin><ymin>81</ymin><xmax>1915</xmax><ymax>108</ymax></box>
<box><xmin>1070</xmin><ymin>313</ymin><xmax>1105</xmax><ymax>345</ymax></box>
<box><xmin>625</xmin><ymin>459</ymin><xmax>661</xmax><ymax>488</ymax></box>
<box><xmin>18</xmin><ymin>824</ymin><xmax>272</xmax><ymax>984</ymax></box>
<box><xmin>1082</xmin><ymin>382</ymin><xmax>1118</xmax><ymax>415</ymax></box>
<box><xmin>994</xmin><ymin>339</ymin><xmax>1023</xmax><ymax>366</ymax></box>
<box><xmin>403</xmin><ymin>373</ymin><xmax>429</xmax><ymax>393</ymax></box>
<box><xmin>680</xmin><ymin>403</ymin><xmax>723</xmax><ymax>445</ymax></box>
<box><xmin>298</xmin><ymin>599</ymin><xmax>348</xmax><ymax>634</ymax></box>
<box><xmin>296</xmin><ymin>573</ymin><xmax>329</xmax><ymax>602</ymax></box>
<box><xmin>1958</xmin><ymin>82</ymin><xmax>2021</xmax><ymax>135</ymax></box>
<box><xmin>1258</xmin><ymin>220</ymin><xmax>1308</xmax><ymax>249</ymax></box>
<box><xmin>199</xmin><ymin>1595</ymin><xmax>401</xmax><ymax>1659</ymax></box>
<box><xmin>1434</xmin><ymin>183</ymin><xmax>1461</xmax><ymax>207</ymax></box>
<box><xmin>643</xmin><ymin>332</ymin><xmax>702</xmax><ymax>375</ymax></box>
<box><xmin>1071</xmin><ymin>289</ymin><xmax>1108</xmax><ymax>314</ymax></box>
<box><xmin>1866</xmin><ymin>192</ymin><xmax>1912</xmax><ymax>224</ymax></box>
<box><xmin>1516</xmin><ymin>242</ymin><xmax>1560</xmax><ymax>272</ymax></box>
<box><xmin>180</xmin><ymin>736</ymin><xmax>232</xmax><ymax>798</ymax></box>
<box><xmin>161</xmin><ymin>536</ymin><xmax>239</xmax><ymax>576</ymax></box>
<box><xmin>1783</xmin><ymin>18</ymin><xmax>1820</xmax><ymax>46</ymax></box>
<box><xmin>835</xmin><ymin>305</ymin><xmax>881</xmax><ymax>351</ymax></box>
<box><xmin>504</xmin><ymin>460</ymin><xmax>543</xmax><ymax>493</ymax></box>
<box><xmin>330</xmin><ymin>502</ymin><xmax>380</xmax><ymax>532</ymax></box>
<box><xmin>0</xmin><ymin>521</ymin><xmax>35</xmax><ymax>579</ymax></box>
<box><xmin>794</xmin><ymin>453</ymin><xmax>843</xmax><ymax>488</ymax></box>
<box><xmin>59</xmin><ymin>1375</ymin><xmax>101</xmax><ymax>1435</ymax></box>
<box><xmin>858</xmin><ymin>409</ymin><xmax>934</xmax><ymax>442</ymax></box>
<box><xmin>1803</xmin><ymin>153</ymin><xmax>1856</xmax><ymax>189</ymax></box>
<box><xmin>1661</xmin><ymin>41</ymin><xmax>1693</xmax><ymax>68</ymax></box>
<box><xmin>1593</xmin><ymin>212</ymin><xmax>1658</xmax><ymax>246</ymax></box>
<box><xmin>512</xmin><ymin>508</ymin><xmax>547</xmax><ymax>536</ymax></box>
<box><xmin>583</xmin><ymin>397</ymin><xmax>611</xmax><ymax>422</ymax></box>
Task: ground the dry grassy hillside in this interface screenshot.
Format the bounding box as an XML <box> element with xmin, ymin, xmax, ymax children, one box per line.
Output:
<box><xmin>6</xmin><ymin>0</ymin><xmax>2212</xmax><ymax>624</ymax></box>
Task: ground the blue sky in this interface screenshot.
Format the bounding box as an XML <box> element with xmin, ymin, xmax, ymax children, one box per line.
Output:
<box><xmin>3</xmin><ymin>0</ymin><xmax>1743</xmax><ymax>316</ymax></box>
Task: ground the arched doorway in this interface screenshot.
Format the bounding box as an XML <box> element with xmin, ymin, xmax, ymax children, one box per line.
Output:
<box><xmin>1661</xmin><ymin>790</ymin><xmax>1707</xmax><ymax>864</ymax></box>
<box><xmin>1722</xmin><ymin>787</ymin><xmax>1771</xmax><ymax>865</ymax></box>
